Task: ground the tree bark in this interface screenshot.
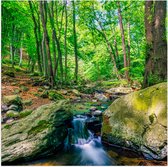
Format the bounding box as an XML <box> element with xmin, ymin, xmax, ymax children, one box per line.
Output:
<box><xmin>40</xmin><ymin>1</ymin><xmax>54</xmax><ymax>87</ymax></box>
<box><xmin>72</xmin><ymin>0</ymin><xmax>78</xmax><ymax>84</ymax></box>
<box><xmin>29</xmin><ymin>1</ymin><xmax>42</xmax><ymax>74</ymax></box>
<box><xmin>117</xmin><ymin>1</ymin><xmax>129</xmax><ymax>80</ymax></box>
<box><xmin>64</xmin><ymin>0</ymin><xmax>68</xmax><ymax>83</ymax></box>
<box><xmin>127</xmin><ymin>22</ymin><xmax>131</xmax><ymax>68</ymax></box>
<box><xmin>143</xmin><ymin>1</ymin><xmax>167</xmax><ymax>87</ymax></box>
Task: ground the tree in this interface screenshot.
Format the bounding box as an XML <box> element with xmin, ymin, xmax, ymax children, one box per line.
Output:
<box><xmin>29</xmin><ymin>1</ymin><xmax>42</xmax><ymax>73</ymax></box>
<box><xmin>64</xmin><ymin>0</ymin><xmax>68</xmax><ymax>82</ymax></box>
<box><xmin>117</xmin><ymin>1</ymin><xmax>129</xmax><ymax>80</ymax></box>
<box><xmin>72</xmin><ymin>0</ymin><xmax>78</xmax><ymax>84</ymax></box>
<box><xmin>40</xmin><ymin>1</ymin><xmax>54</xmax><ymax>87</ymax></box>
<box><xmin>143</xmin><ymin>1</ymin><xmax>167</xmax><ymax>87</ymax></box>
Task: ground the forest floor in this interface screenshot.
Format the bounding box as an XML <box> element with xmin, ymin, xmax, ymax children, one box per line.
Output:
<box><xmin>1</xmin><ymin>64</ymin><xmax>134</xmax><ymax>112</ymax></box>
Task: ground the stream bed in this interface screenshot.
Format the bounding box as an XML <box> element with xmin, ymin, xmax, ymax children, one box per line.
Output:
<box><xmin>20</xmin><ymin>114</ymin><xmax>149</xmax><ymax>166</ymax></box>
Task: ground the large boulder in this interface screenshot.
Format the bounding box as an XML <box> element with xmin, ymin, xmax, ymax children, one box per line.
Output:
<box><xmin>102</xmin><ymin>82</ymin><xmax>167</xmax><ymax>160</ymax></box>
<box><xmin>2</xmin><ymin>100</ymin><xmax>72</xmax><ymax>164</ymax></box>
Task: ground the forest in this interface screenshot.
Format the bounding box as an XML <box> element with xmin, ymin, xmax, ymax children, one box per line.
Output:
<box><xmin>1</xmin><ymin>0</ymin><xmax>167</xmax><ymax>166</ymax></box>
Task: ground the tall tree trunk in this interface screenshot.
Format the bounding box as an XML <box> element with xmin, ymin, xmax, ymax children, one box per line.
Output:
<box><xmin>55</xmin><ymin>1</ymin><xmax>64</xmax><ymax>84</ymax></box>
<box><xmin>127</xmin><ymin>22</ymin><xmax>131</xmax><ymax>68</ymax></box>
<box><xmin>143</xmin><ymin>1</ymin><xmax>167</xmax><ymax>87</ymax></box>
<box><xmin>29</xmin><ymin>1</ymin><xmax>42</xmax><ymax>74</ymax></box>
<box><xmin>19</xmin><ymin>44</ymin><xmax>22</xmax><ymax>67</ymax></box>
<box><xmin>117</xmin><ymin>1</ymin><xmax>129</xmax><ymax>80</ymax></box>
<box><xmin>42</xmin><ymin>33</ymin><xmax>48</xmax><ymax>78</ymax></box>
<box><xmin>72</xmin><ymin>0</ymin><xmax>78</xmax><ymax>84</ymax></box>
<box><xmin>48</xmin><ymin>2</ymin><xmax>63</xmax><ymax>84</ymax></box>
<box><xmin>40</xmin><ymin>1</ymin><xmax>54</xmax><ymax>87</ymax></box>
<box><xmin>48</xmin><ymin>2</ymin><xmax>57</xmax><ymax>78</ymax></box>
<box><xmin>64</xmin><ymin>0</ymin><xmax>68</xmax><ymax>83</ymax></box>
<box><xmin>11</xmin><ymin>23</ymin><xmax>15</xmax><ymax>68</ymax></box>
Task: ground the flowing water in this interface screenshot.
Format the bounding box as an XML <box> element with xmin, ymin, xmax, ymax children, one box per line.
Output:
<box><xmin>21</xmin><ymin>115</ymin><xmax>146</xmax><ymax>166</ymax></box>
<box><xmin>65</xmin><ymin>115</ymin><xmax>116</xmax><ymax>165</ymax></box>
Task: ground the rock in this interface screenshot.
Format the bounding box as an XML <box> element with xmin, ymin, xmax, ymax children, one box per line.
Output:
<box><xmin>6</xmin><ymin>110</ymin><xmax>19</xmax><ymax>118</ymax></box>
<box><xmin>43</xmin><ymin>85</ymin><xmax>50</xmax><ymax>90</ymax></box>
<box><xmin>8</xmin><ymin>104</ymin><xmax>19</xmax><ymax>111</ymax></box>
<box><xmin>59</xmin><ymin>90</ymin><xmax>68</xmax><ymax>95</ymax></box>
<box><xmin>1</xmin><ymin>104</ymin><xmax>8</xmax><ymax>112</ymax></box>
<box><xmin>105</xmin><ymin>87</ymin><xmax>132</xmax><ymax>94</ymax></box>
<box><xmin>92</xmin><ymin>110</ymin><xmax>102</xmax><ymax>116</ymax></box>
<box><xmin>102</xmin><ymin>83</ymin><xmax>167</xmax><ymax>160</ymax></box>
<box><xmin>90</xmin><ymin>106</ymin><xmax>97</xmax><ymax>112</ymax></box>
<box><xmin>94</xmin><ymin>93</ymin><xmax>108</xmax><ymax>102</ymax></box>
<box><xmin>2</xmin><ymin>100</ymin><xmax>72</xmax><ymax>164</ymax></box>
<box><xmin>109</xmin><ymin>95</ymin><xmax>120</xmax><ymax>101</ymax></box>
<box><xmin>71</xmin><ymin>89</ymin><xmax>80</xmax><ymax>96</ymax></box>
<box><xmin>6</xmin><ymin>118</ymin><xmax>15</xmax><ymax>124</ymax></box>
<box><xmin>86</xmin><ymin>117</ymin><xmax>102</xmax><ymax>133</ymax></box>
<box><xmin>22</xmin><ymin>99</ymin><xmax>33</xmax><ymax>106</ymax></box>
<box><xmin>3</xmin><ymin>95</ymin><xmax>22</xmax><ymax>108</ymax></box>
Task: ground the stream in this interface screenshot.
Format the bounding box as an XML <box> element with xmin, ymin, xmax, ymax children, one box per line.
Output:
<box><xmin>21</xmin><ymin>114</ymin><xmax>146</xmax><ymax>166</ymax></box>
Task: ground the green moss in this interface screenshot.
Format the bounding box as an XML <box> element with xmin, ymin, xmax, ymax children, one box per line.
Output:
<box><xmin>19</xmin><ymin>109</ymin><xmax>32</xmax><ymax>118</ymax></box>
<box><xmin>22</xmin><ymin>99</ymin><xmax>32</xmax><ymax>106</ymax></box>
<box><xmin>4</xmin><ymin>124</ymin><xmax>12</xmax><ymax>129</ymax></box>
<box><xmin>6</xmin><ymin>111</ymin><xmax>19</xmax><ymax>118</ymax></box>
<box><xmin>20</xmin><ymin>86</ymin><xmax>29</xmax><ymax>92</ymax></box>
<box><xmin>48</xmin><ymin>90</ymin><xmax>64</xmax><ymax>100</ymax></box>
<box><xmin>28</xmin><ymin>120</ymin><xmax>49</xmax><ymax>136</ymax></box>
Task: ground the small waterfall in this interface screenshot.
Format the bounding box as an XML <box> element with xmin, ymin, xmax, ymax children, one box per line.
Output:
<box><xmin>65</xmin><ymin>115</ymin><xmax>116</xmax><ymax>165</ymax></box>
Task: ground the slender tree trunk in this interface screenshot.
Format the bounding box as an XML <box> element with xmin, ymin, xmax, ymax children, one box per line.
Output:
<box><xmin>117</xmin><ymin>1</ymin><xmax>129</xmax><ymax>80</ymax></box>
<box><xmin>48</xmin><ymin>2</ymin><xmax>63</xmax><ymax>84</ymax></box>
<box><xmin>64</xmin><ymin>0</ymin><xmax>68</xmax><ymax>83</ymax></box>
<box><xmin>19</xmin><ymin>44</ymin><xmax>22</xmax><ymax>67</ymax></box>
<box><xmin>29</xmin><ymin>1</ymin><xmax>42</xmax><ymax>74</ymax></box>
<box><xmin>127</xmin><ymin>22</ymin><xmax>131</xmax><ymax>68</ymax></box>
<box><xmin>40</xmin><ymin>1</ymin><xmax>54</xmax><ymax>87</ymax></box>
<box><xmin>72</xmin><ymin>0</ymin><xmax>78</xmax><ymax>84</ymax></box>
<box><xmin>11</xmin><ymin>23</ymin><xmax>15</xmax><ymax>68</ymax></box>
<box><xmin>42</xmin><ymin>33</ymin><xmax>48</xmax><ymax>77</ymax></box>
<box><xmin>55</xmin><ymin>1</ymin><xmax>64</xmax><ymax>84</ymax></box>
<box><xmin>49</xmin><ymin>2</ymin><xmax>57</xmax><ymax>78</ymax></box>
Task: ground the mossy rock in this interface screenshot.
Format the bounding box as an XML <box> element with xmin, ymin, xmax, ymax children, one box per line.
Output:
<box><xmin>6</xmin><ymin>110</ymin><xmax>19</xmax><ymax>118</ymax></box>
<box><xmin>19</xmin><ymin>109</ymin><xmax>33</xmax><ymax>118</ymax></box>
<box><xmin>48</xmin><ymin>90</ymin><xmax>64</xmax><ymax>101</ymax></box>
<box><xmin>102</xmin><ymin>82</ymin><xmax>167</xmax><ymax>160</ymax></box>
<box><xmin>2</xmin><ymin>100</ymin><xmax>72</xmax><ymax>164</ymax></box>
<box><xmin>22</xmin><ymin>99</ymin><xmax>33</xmax><ymax>106</ymax></box>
